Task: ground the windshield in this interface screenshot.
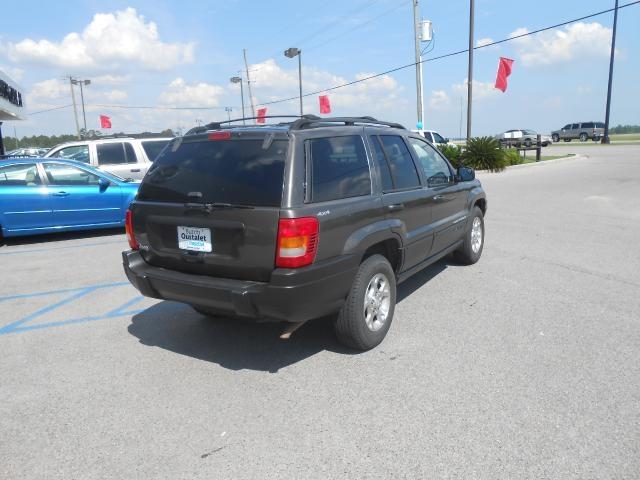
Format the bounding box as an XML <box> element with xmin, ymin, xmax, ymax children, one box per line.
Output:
<box><xmin>137</xmin><ymin>137</ymin><xmax>288</xmax><ymax>206</ymax></box>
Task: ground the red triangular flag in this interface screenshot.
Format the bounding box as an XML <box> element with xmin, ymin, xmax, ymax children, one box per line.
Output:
<box><xmin>256</xmin><ymin>107</ymin><xmax>267</xmax><ymax>124</ymax></box>
<box><xmin>319</xmin><ymin>95</ymin><xmax>331</xmax><ymax>114</ymax></box>
<box><xmin>495</xmin><ymin>57</ymin><xmax>514</xmax><ymax>92</ymax></box>
<box><xmin>100</xmin><ymin>115</ymin><xmax>112</xmax><ymax>129</ymax></box>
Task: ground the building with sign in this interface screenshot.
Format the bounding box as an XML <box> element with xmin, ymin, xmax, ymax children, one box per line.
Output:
<box><xmin>0</xmin><ymin>70</ymin><xmax>26</xmax><ymax>155</ymax></box>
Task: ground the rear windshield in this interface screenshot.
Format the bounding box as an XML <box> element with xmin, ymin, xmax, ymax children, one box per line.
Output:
<box><xmin>137</xmin><ymin>138</ymin><xmax>288</xmax><ymax>206</ymax></box>
<box><xmin>141</xmin><ymin>140</ymin><xmax>170</xmax><ymax>161</ymax></box>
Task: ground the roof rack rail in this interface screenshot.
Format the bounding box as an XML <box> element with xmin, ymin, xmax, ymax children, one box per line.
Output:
<box><xmin>290</xmin><ymin>116</ymin><xmax>406</xmax><ymax>130</ymax></box>
<box><xmin>183</xmin><ymin>115</ymin><xmax>405</xmax><ymax>136</ymax></box>
<box><xmin>185</xmin><ymin>115</ymin><xmax>321</xmax><ymax>136</ymax></box>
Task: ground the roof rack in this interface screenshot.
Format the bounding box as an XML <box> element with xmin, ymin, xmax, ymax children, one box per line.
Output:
<box><xmin>184</xmin><ymin>115</ymin><xmax>405</xmax><ymax>136</ymax></box>
<box><xmin>290</xmin><ymin>116</ymin><xmax>406</xmax><ymax>130</ymax></box>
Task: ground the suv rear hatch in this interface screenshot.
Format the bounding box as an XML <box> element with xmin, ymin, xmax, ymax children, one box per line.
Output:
<box><xmin>131</xmin><ymin>130</ymin><xmax>289</xmax><ymax>282</ymax></box>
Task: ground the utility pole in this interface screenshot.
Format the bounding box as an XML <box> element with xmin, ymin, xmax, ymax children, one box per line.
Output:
<box><xmin>602</xmin><ymin>0</ymin><xmax>619</xmax><ymax>144</ymax></box>
<box><xmin>243</xmin><ymin>49</ymin><xmax>256</xmax><ymax>121</ymax></box>
<box><xmin>466</xmin><ymin>0</ymin><xmax>475</xmax><ymax>142</ymax></box>
<box><xmin>79</xmin><ymin>80</ymin><xmax>87</xmax><ymax>132</ymax></box>
<box><xmin>68</xmin><ymin>76</ymin><xmax>81</xmax><ymax>139</ymax></box>
<box><xmin>284</xmin><ymin>48</ymin><xmax>303</xmax><ymax>116</ymax></box>
<box><xmin>412</xmin><ymin>0</ymin><xmax>423</xmax><ymax>128</ymax></box>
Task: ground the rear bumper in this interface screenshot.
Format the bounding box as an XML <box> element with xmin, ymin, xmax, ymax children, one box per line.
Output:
<box><xmin>123</xmin><ymin>250</ymin><xmax>359</xmax><ymax>322</ymax></box>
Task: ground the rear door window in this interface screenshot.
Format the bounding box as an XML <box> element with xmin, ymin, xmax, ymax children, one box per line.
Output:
<box><xmin>96</xmin><ymin>143</ymin><xmax>127</xmax><ymax>165</ymax></box>
<box><xmin>308</xmin><ymin>135</ymin><xmax>371</xmax><ymax>203</ymax></box>
<box><xmin>138</xmin><ymin>138</ymin><xmax>288</xmax><ymax>207</ymax></box>
<box><xmin>379</xmin><ymin>135</ymin><xmax>421</xmax><ymax>190</ymax></box>
<box><xmin>571</xmin><ymin>124</ymin><xmax>579</xmax><ymax>130</ymax></box>
<box><xmin>49</xmin><ymin>145</ymin><xmax>90</xmax><ymax>163</ymax></box>
<box><xmin>141</xmin><ymin>140</ymin><xmax>170</xmax><ymax>161</ymax></box>
<box><xmin>582</xmin><ymin>122</ymin><xmax>594</xmax><ymax>129</ymax></box>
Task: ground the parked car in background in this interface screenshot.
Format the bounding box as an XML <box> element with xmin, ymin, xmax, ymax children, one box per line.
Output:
<box><xmin>3</xmin><ymin>147</ymin><xmax>49</xmax><ymax>157</ymax></box>
<box><xmin>0</xmin><ymin>158</ymin><xmax>139</xmax><ymax>238</ymax></box>
<box><xmin>551</xmin><ymin>122</ymin><xmax>604</xmax><ymax>142</ymax></box>
<box><xmin>495</xmin><ymin>129</ymin><xmax>552</xmax><ymax>147</ymax></box>
<box><xmin>44</xmin><ymin>137</ymin><xmax>171</xmax><ymax>180</ymax></box>
<box><xmin>412</xmin><ymin>129</ymin><xmax>456</xmax><ymax>147</ymax></box>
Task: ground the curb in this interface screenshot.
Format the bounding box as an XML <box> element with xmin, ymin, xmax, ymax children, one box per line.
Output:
<box><xmin>476</xmin><ymin>154</ymin><xmax>587</xmax><ymax>175</ymax></box>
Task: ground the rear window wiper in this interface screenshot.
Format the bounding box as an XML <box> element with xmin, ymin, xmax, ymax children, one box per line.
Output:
<box><xmin>184</xmin><ymin>202</ymin><xmax>255</xmax><ymax>211</ymax></box>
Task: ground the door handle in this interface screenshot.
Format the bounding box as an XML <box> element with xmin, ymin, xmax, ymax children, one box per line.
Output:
<box><xmin>51</xmin><ymin>191</ymin><xmax>70</xmax><ymax>197</ymax></box>
<box><xmin>433</xmin><ymin>194</ymin><xmax>445</xmax><ymax>201</ymax></box>
<box><xmin>387</xmin><ymin>203</ymin><xmax>404</xmax><ymax>212</ymax></box>
<box><xmin>130</xmin><ymin>168</ymin><xmax>141</xmax><ymax>172</ymax></box>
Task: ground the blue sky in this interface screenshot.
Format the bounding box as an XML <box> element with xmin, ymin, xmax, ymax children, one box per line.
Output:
<box><xmin>1</xmin><ymin>0</ymin><xmax>638</xmax><ymax>138</ymax></box>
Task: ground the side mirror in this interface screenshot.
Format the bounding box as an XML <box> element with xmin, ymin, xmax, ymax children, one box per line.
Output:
<box><xmin>444</xmin><ymin>138</ymin><xmax>450</xmax><ymax>143</ymax></box>
<box><xmin>98</xmin><ymin>178</ymin><xmax>111</xmax><ymax>191</ymax></box>
<box><xmin>456</xmin><ymin>166</ymin><xmax>475</xmax><ymax>182</ymax></box>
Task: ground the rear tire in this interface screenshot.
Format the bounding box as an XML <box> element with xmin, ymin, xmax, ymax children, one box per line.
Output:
<box><xmin>552</xmin><ymin>134</ymin><xmax>559</xmax><ymax>142</ymax></box>
<box><xmin>334</xmin><ymin>254</ymin><xmax>396</xmax><ymax>351</ymax></box>
<box><xmin>453</xmin><ymin>207</ymin><xmax>485</xmax><ymax>265</ymax></box>
<box><xmin>524</xmin><ymin>138</ymin><xmax>532</xmax><ymax>148</ymax></box>
<box><xmin>580</xmin><ymin>132</ymin><xmax>588</xmax><ymax>142</ymax></box>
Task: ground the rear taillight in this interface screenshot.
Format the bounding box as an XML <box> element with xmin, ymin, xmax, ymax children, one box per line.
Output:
<box><xmin>275</xmin><ymin>217</ymin><xmax>319</xmax><ymax>268</ymax></box>
<box><xmin>125</xmin><ymin>209</ymin><xmax>139</xmax><ymax>250</ymax></box>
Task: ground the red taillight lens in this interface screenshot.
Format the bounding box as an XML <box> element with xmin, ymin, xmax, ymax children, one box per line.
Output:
<box><xmin>275</xmin><ymin>217</ymin><xmax>319</xmax><ymax>268</ymax></box>
<box><xmin>125</xmin><ymin>209</ymin><xmax>139</xmax><ymax>250</ymax></box>
<box><xmin>208</xmin><ymin>131</ymin><xmax>231</xmax><ymax>141</ymax></box>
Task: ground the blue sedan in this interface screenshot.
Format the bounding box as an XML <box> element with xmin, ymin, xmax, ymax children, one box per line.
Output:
<box><xmin>0</xmin><ymin>158</ymin><xmax>139</xmax><ymax>238</ymax></box>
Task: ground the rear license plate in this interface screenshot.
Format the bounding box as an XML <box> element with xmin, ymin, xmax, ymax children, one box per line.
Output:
<box><xmin>177</xmin><ymin>226</ymin><xmax>212</xmax><ymax>252</ymax></box>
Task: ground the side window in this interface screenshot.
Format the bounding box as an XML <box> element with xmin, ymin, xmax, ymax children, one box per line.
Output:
<box><xmin>124</xmin><ymin>142</ymin><xmax>137</xmax><ymax>163</ymax></box>
<box><xmin>408</xmin><ymin>138</ymin><xmax>453</xmax><ymax>187</ymax></box>
<box><xmin>308</xmin><ymin>136</ymin><xmax>371</xmax><ymax>203</ymax></box>
<box><xmin>44</xmin><ymin>163</ymin><xmax>100</xmax><ymax>186</ymax></box>
<box><xmin>563</xmin><ymin>124</ymin><xmax>571</xmax><ymax>130</ymax></box>
<box><xmin>369</xmin><ymin>136</ymin><xmax>394</xmax><ymax>192</ymax></box>
<box><xmin>96</xmin><ymin>143</ymin><xmax>127</xmax><ymax>165</ymax></box>
<box><xmin>582</xmin><ymin>122</ymin><xmax>594</xmax><ymax>129</ymax></box>
<box><xmin>379</xmin><ymin>136</ymin><xmax>420</xmax><ymax>190</ymax></box>
<box><xmin>0</xmin><ymin>163</ymin><xmax>42</xmax><ymax>186</ymax></box>
<box><xmin>571</xmin><ymin>124</ymin><xmax>579</xmax><ymax>130</ymax></box>
<box><xmin>424</xmin><ymin>132</ymin><xmax>434</xmax><ymax>142</ymax></box>
<box><xmin>595</xmin><ymin>122</ymin><xmax>605</xmax><ymax>128</ymax></box>
<box><xmin>432</xmin><ymin>132</ymin><xmax>446</xmax><ymax>144</ymax></box>
<box><xmin>49</xmin><ymin>145</ymin><xmax>90</xmax><ymax>163</ymax></box>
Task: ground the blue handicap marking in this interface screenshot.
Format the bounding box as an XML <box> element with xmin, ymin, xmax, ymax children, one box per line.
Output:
<box><xmin>0</xmin><ymin>281</ymin><xmax>149</xmax><ymax>335</ymax></box>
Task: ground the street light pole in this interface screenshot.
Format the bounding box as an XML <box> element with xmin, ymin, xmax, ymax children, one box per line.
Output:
<box><xmin>230</xmin><ymin>76</ymin><xmax>246</xmax><ymax>125</ymax></box>
<box><xmin>466</xmin><ymin>0</ymin><xmax>475</xmax><ymax>143</ymax></box>
<box><xmin>284</xmin><ymin>48</ymin><xmax>303</xmax><ymax>116</ymax></box>
<box><xmin>602</xmin><ymin>0</ymin><xmax>619</xmax><ymax>144</ymax></box>
<box><xmin>225</xmin><ymin>107</ymin><xmax>232</xmax><ymax>122</ymax></box>
<box><xmin>413</xmin><ymin>0</ymin><xmax>423</xmax><ymax>128</ymax></box>
<box><xmin>68</xmin><ymin>77</ymin><xmax>81</xmax><ymax>139</ymax></box>
<box><xmin>79</xmin><ymin>80</ymin><xmax>87</xmax><ymax>132</ymax></box>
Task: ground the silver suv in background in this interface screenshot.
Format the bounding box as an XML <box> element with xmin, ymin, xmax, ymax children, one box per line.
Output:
<box><xmin>44</xmin><ymin>137</ymin><xmax>172</xmax><ymax>180</ymax></box>
<box><xmin>551</xmin><ymin>122</ymin><xmax>604</xmax><ymax>142</ymax></box>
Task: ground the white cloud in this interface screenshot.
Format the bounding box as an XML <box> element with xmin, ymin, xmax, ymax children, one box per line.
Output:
<box><xmin>577</xmin><ymin>85</ymin><xmax>592</xmax><ymax>95</ymax></box>
<box><xmin>92</xmin><ymin>74</ymin><xmax>131</xmax><ymax>85</ymax></box>
<box><xmin>246</xmin><ymin>59</ymin><xmax>404</xmax><ymax>114</ymax></box>
<box><xmin>429</xmin><ymin>90</ymin><xmax>450</xmax><ymax>109</ymax></box>
<box><xmin>5</xmin><ymin>8</ymin><xmax>194</xmax><ymax>71</ymax></box>
<box><xmin>159</xmin><ymin>78</ymin><xmax>225</xmax><ymax>107</ymax></box>
<box><xmin>508</xmin><ymin>22</ymin><xmax>612</xmax><ymax>67</ymax></box>
<box><xmin>29</xmin><ymin>78</ymin><xmax>68</xmax><ymax>102</ymax></box>
<box><xmin>102</xmin><ymin>90</ymin><xmax>128</xmax><ymax>101</ymax></box>
<box><xmin>452</xmin><ymin>79</ymin><xmax>498</xmax><ymax>99</ymax></box>
<box><xmin>0</xmin><ymin>65</ymin><xmax>25</xmax><ymax>82</ymax></box>
<box><xmin>476</xmin><ymin>38</ymin><xmax>494</xmax><ymax>48</ymax></box>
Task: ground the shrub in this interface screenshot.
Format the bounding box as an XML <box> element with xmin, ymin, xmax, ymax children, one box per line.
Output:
<box><xmin>437</xmin><ymin>144</ymin><xmax>463</xmax><ymax>168</ymax></box>
<box><xmin>461</xmin><ymin>136</ymin><xmax>508</xmax><ymax>172</ymax></box>
<box><xmin>503</xmin><ymin>148</ymin><xmax>523</xmax><ymax>166</ymax></box>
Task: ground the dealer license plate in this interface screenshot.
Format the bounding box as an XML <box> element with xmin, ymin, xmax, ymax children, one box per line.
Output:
<box><xmin>177</xmin><ymin>226</ymin><xmax>212</xmax><ymax>252</ymax></box>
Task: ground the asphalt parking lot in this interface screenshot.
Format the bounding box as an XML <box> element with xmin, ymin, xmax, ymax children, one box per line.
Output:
<box><xmin>1</xmin><ymin>144</ymin><xmax>639</xmax><ymax>479</ymax></box>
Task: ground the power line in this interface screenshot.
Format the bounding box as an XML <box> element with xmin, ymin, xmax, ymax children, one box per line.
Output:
<box><xmin>28</xmin><ymin>104</ymin><xmax>72</xmax><ymax>115</ymax></box>
<box><xmin>256</xmin><ymin>0</ymin><xmax>640</xmax><ymax>107</ymax></box>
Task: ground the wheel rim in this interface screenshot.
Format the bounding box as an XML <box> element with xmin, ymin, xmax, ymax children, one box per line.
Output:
<box><xmin>471</xmin><ymin>217</ymin><xmax>483</xmax><ymax>254</ymax></box>
<box><xmin>363</xmin><ymin>273</ymin><xmax>391</xmax><ymax>331</ymax></box>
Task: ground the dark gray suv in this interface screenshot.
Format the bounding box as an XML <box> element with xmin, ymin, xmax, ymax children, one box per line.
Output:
<box><xmin>123</xmin><ymin>116</ymin><xmax>487</xmax><ymax>350</ymax></box>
